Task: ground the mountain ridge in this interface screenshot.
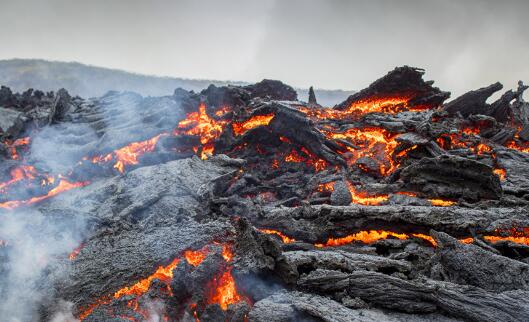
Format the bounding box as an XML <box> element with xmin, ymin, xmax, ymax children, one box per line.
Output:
<box><xmin>0</xmin><ymin>59</ymin><xmax>354</xmax><ymax>106</ymax></box>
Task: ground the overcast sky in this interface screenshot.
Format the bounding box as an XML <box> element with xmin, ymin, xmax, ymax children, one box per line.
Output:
<box><xmin>1</xmin><ymin>0</ymin><xmax>528</xmax><ymax>96</ymax></box>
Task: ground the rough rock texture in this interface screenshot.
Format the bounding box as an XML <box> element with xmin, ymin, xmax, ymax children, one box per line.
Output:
<box><xmin>0</xmin><ymin>107</ymin><xmax>26</xmax><ymax>136</ymax></box>
<box><xmin>430</xmin><ymin>231</ymin><xmax>529</xmax><ymax>292</ymax></box>
<box><xmin>249</xmin><ymin>291</ymin><xmax>397</xmax><ymax>322</ymax></box>
<box><xmin>399</xmin><ymin>155</ymin><xmax>503</xmax><ymax>201</ymax></box>
<box><xmin>304</xmin><ymin>270</ymin><xmax>529</xmax><ymax>321</ymax></box>
<box><xmin>443</xmin><ymin>82</ymin><xmax>503</xmax><ymax>117</ymax></box>
<box><xmin>335</xmin><ymin>66</ymin><xmax>450</xmax><ymax>110</ymax></box>
<box><xmin>330</xmin><ymin>181</ymin><xmax>352</xmax><ymax>205</ymax></box>
<box><xmin>38</xmin><ymin>156</ymin><xmax>239</xmax><ymax>314</ymax></box>
<box><xmin>244</xmin><ymin>79</ymin><xmax>298</xmax><ymax>101</ymax></box>
<box><xmin>1</xmin><ymin>67</ymin><xmax>529</xmax><ymax>322</ymax></box>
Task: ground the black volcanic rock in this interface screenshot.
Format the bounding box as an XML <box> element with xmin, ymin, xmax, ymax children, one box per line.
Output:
<box><xmin>1</xmin><ymin>68</ymin><xmax>529</xmax><ymax>322</ymax></box>
<box><xmin>399</xmin><ymin>155</ymin><xmax>502</xmax><ymax>201</ymax></box>
<box><xmin>431</xmin><ymin>231</ymin><xmax>529</xmax><ymax>292</ymax></box>
<box><xmin>201</xmin><ymin>84</ymin><xmax>250</xmax><ymax>110</ymax></box>
<box><xmin>335</xmin><ymin>66</ymin><xmax>450</xmax><ymax>110</ymax></box>
<box><xmin>308</xmin><ymin>86</ymin><xmax>318</xmax><ymax>106</ymax></box>
<box><xmin>244</xmin><ymin>79</ymin><xmax>297</xmax><ymax>101</ymax></box>
<box><xmin>444</xmin><ymin>82</ymin><xmax>503</xmax><ymax>117</ymax></box>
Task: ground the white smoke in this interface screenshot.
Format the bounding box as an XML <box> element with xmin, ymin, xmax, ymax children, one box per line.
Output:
<box><xmin>0</xmin><ymin>210</ymin><xmax>84</xmax><ymax>321</ymax></box>
<box><xmin>29</xmin><ymin>122</ymin><xmax>98</xmax><ymax>175</ymax></box>
<box><xmin>49</xmin><ymin>301</ymin><xmax>78</xmax><ymax>322</ymax></box>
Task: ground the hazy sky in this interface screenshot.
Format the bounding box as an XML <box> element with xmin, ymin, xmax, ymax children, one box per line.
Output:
<box><xmin>1</xmin><ymin>0</ymin><xmax>528</xmax><ymax>96</ymax></box>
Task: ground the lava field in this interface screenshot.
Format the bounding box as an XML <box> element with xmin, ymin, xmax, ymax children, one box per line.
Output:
<box><xmin>1</xmin><ymin>66</ymin><xmax>529</xmax><ymax>321</ymax></box>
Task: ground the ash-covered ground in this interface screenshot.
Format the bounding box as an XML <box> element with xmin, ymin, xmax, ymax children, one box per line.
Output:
<box><xmin>0</xmin><ymin>66</ymin><xmax>529</xmax><ymax>322</ymax></box>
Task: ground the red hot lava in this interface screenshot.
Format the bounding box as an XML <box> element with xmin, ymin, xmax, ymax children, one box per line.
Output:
<box><xmin>78</xmin><ymin>243</ymin><xmax>249</xmax><ymax>321</ymax></box>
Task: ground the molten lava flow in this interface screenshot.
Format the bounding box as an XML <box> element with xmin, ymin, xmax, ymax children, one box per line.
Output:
<box><xmin>91</xmin><ymin>134</ymin><xmax>165</xmax><ymax>173</ymax></box>
<box><xmin>0</xmin><ymin>165</ymin><xmax>38</xmax><ymax>191</ymax></box>
<box><xmin>4</xmin><ymin>137</ymin><xmax>30</xmax><ymax>160</ymax></box>
<box><xmin>41</xmin><ymin>175</ymin><xmax>56</xmax><ymax>186</ymax></box>
<box><xmin>483</xmin><ymin>235</ymin><xmax>529</xmax><ymax>245</ymax></box>
<box><xmin>232</xmin><ymin>114</ymin><xmax>275</xmax><ymax>136</ymax></box>
<box><xmin>69</xmin><ymin>243</ymin><xmax>84</xmax><ymax>260</ymax></box>
<box><xmin>78</xmin><ymin>256</ymin><xmax>182</xmax><ymax>320</ymax></box>
<box><xmin>271</xmin><ymin>159</ymin><xmax>279</xmax><ymax>169</ymax></box>
<box><xmin>78</xmin><ymin>243</ymin><xmax>248</xmax><ymax>320</ymax></box>
<box><xmin>184</xmin><ymin>248</ymin><xmax>209</xmax><ymax>267</ymax></box>
<box><xmin>207</xmin><ymin>268</ymin><xmax>244</xmax><ymax>310</ymax></box>
<box><xmin>493</xmin><ymin>168</ymin><xmax>507</xmax><ymax>180</ymax></box>
<box><xmin>428</xmin><ymin>198</ymin><xmax>456</xmax><ymax>207</ymax></box>
<box><xmin>411</xmin><ymin>233</ymin><xmax>437</xmax><ymax>247</ymax></box>
<box><xmin>214</xmin><ymin>106</ymin><xmax>231</xmax><ymax>117</ymax></box>
<box><xmin>459</xmin><ymin>237</ymin><xmax>474</xmax><ymax>244</ymax></box>
<box><xmin>200</xmin><ymin>143</ymin><xmax>215</xmax><ymax>160</ymax></box>
<box><xmin>283</xmin><ymin>147</ymin><xmax>328</xmax><ymax>172</ymax></box>
<box><xmin>299</xmin><ymin>95</ymin><xmax>422</xmax><ymax>120</ymax></box>
<box><xmin>175</xmin><ymin>103</ymin><xmax>228</xmax><ymax>158</ymax></box>
<box><xmin>314</xmin><ymin>230</ymin><xmax>436</xmax><ymax>248</ymax></box>
<box><xmin>395</xmin><ymin>191</ymin><xmax>418</xmax><ymax>197</ymax></box>
<box><xmin>259</xmin><ymin>229</ymin><xmax>296</xmax><ymax>244</ymax></box>
<box><xmin>346</xmin><ymin>96</ymin><xmax>418</xmax><ymax>115</ymax></box>
<box><xmin>436</xmin><ymin>128</ymin><xmax>495</xmax><ymax>157</ymax></box>
<box><xmin>462</xmin><ymin>126</ymin><xmax>481</xmax><ymax>136</ymax></box>
<box><xmin>480</xmin><ymin>227</ymin><xmax>529</xmax><ymax>246</ymax></box>
<box><xmin>472</xmin><ymin>143</ymin><xmax>492</xmax><ymax>155</ymax></box>
<box><xmin>347</xmin><ymin>183</ymin><xmax>388</xmax><ymax>206</ymax></box>
<box><xmin>0</xmin><ymin>179</ymin><xmax>90</xmax><ymax>210</ymax></box>
<box><xmin>315</xmin><ymin>230</ymin><xmax>407</xmax><ymax>247</ymax></box>
<box><xmin>113</xmin><ymin>258</ymin><xmax>181</xmax><ymax>299</ymax></box>
<box><xmin>317</xmin><ymin>181</ymin><xmax>335</xmax><ymax>193</ymax></box>
<box><xmin>285</xmin><ymin>149</ymin><xmax>303</xmax><ymax>163</ymax></box>
<box><xmin>506</xmin><ymin>140</ymin><xmax>529</xmax><ymax>153</ymax></box>
<box><xmin>323</xmin><ymin>127</ymin><xmax>401</xmax><ymax>176</ymax></box>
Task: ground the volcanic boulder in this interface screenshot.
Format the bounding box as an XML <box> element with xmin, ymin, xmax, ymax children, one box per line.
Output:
<box><xmin>335</xmin><ymin>66</ymin><xmax>450</xmax><ymax>111</ymax></box>
<box><xmin>244</xmin><ymin>79</ymin><xmax>298</xmax><ymax>101</ymax></box>
<box><xmin>430</xmin><ymin>231</ymin><xmax>529</xmax><ymax>292</ymax></box>
<box><xmin>443</xmin><ymin>82</ymin><xmax>503</xmax><ymax>117</ymax></box>
<box><xmin>399</xmin><ymin>154</ymin><xmax>502</xmax><ymax>201</ymax></box>
<box><xmin>0</xmin><ymin>107</ymin><xmax>27</xmax><ymax>136</ymax></box>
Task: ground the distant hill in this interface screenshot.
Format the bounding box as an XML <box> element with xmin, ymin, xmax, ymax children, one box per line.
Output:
<box><xmin>0</xmin><ymin>59</ymin><xmax>354</xmax><ymax>106</ymax></box>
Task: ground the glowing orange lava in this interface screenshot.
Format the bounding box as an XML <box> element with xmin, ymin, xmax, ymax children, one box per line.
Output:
<box><xmin>493</xmin><ymin>168</ymin><xmax>507</xmax><ymax>180</ymax></box>
<box><xmin>284</xmin><ymin>148</ymin><xmax>328</xmax><ymax>171</ymax></box>
<box><xmin>78</xmin><ymin>243</ymin><xmax>247</xmax><ymax>320</ymax></box>
<box><xmin>176</xmin><ymin>103</ymin><xmax>228</xmax><ymax>145</ymax></box>
<box><xmin>428</xmin><ymin>199</ymin><xmax>456</xmax><ymax>207</ymax></box>
<box><xmin>506</xmin><ymin>140</ymin><xmax>529</xmax><ymax>153</ymax></box>
<box><xmin>4</xmin><ymin>137</ymin><xmax>30</xmax><ymax>160</ymax></box>
<box><xmin>395</xmin><ymin>191</ymin><xmax>418</xmax><ymax>197</ymax></box>
<box><xmin>317</xmin><ymin>181</ymin><xmax>335</xmax><ymax>193</ymax></box>
<box><xmin>69</xmin><ymin>243</ymin><xmax>84</xmax><ymax>260</ymax></box>
<box><xmin>315</xmin><ymin>230</ymin><xmax>405</xmax><ymax>247</ymax></box>
<box><xmin>347</xmin><ymin>183</ymin><xmax>388</xmax><ymax>206</ymax></box>
<box><xmin>214</xmin><ymin>106</ymin><xmax>231</xmax><ymax>117</ymax></box>
<box><xmin>300</xmin><ymin>95</ymin><xmax>423</xmax><ymax>120</ymax></box>
<box><xmin>0</xmin><ymin>165</ymin><xmax>38</xmax><ymax>191</ymax></box>
<box><xmin>78</xmin><ymin>256</ymin><xmax>181</xmax><ymax>320</ymax></box>
<box><xmin>232</xmin><ymin>114</ymin><xmax>275</xmax><ymax>136</ymax></box>
<box><xmin>184</xmin><ymin>248</ymin><xmax>209</xmax><ymax>267</ymax></box>
<box><xmin>0</xmin><ymin>179</ymin><xmax>90</xmax><ymax>210</ymax></box>
<box><xmin>459</xmin><ymin>237</ymin><xmax>474</xmax><ymax>244</ymax></box>
<box><xmin>324</xmin><ymin>127</ymin><xmax>401</xmax><ymax>176</ymax></box>
<box><xmin>314</xmin><ymin>230</ymin><xmax>437</xmax><ymax>248</ymax></box>
<box><xmin>259</xmin><ymin>229</ymin><xmax>296</xmax><ymax>243</ymax></box>
<box><xmin>285</xmin><ymin>149</ymin><xmax>304</xmax><ymax>163</ymax></box>
<box><xmin>91</xmin><ymin>134</ymin><xmax>164</xmax><ymax>173</ymax></box>
<box><xmin>207</xmin><ymin>268</ymin><xmax>245</xmax><ymax>310</ymax></box>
